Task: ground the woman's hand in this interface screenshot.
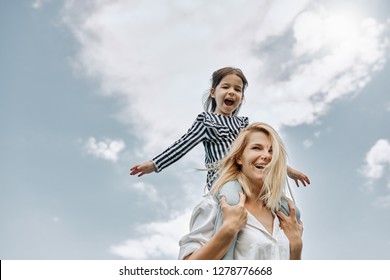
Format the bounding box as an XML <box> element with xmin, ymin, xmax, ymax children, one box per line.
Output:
<box><xmin>220</xmin><ymin>192</ymin><xmax>248</xmax><ymax>236</ymax></box>
<box><xmin>130</xmin><ymin>161</ymin><xmax>157</xmax><ymax>177</ymax></box>
<box><xmin>185</xmin><ymin>193</ymin><xmax>248</xmax><ymax>260</ymax></box>
<box><xmin>277</xmin><ymin>201</ymin><xmax>303</xmax><ymax>260</ymax></box>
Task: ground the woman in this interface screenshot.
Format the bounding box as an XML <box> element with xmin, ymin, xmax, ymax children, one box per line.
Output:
<box><xmin>178</xmin><ymin>122</ymin><xmax>303</xmax><ymax>260</ymax></box>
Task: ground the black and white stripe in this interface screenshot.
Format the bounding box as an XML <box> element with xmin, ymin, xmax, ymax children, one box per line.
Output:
<box><xmin>152</xmin><ymin>112</ymin><xmax>249</xmax><ymax>189</ymax></box>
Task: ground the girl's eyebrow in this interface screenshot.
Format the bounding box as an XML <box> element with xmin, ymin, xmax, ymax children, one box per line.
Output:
<box><xmin>220</xmin><ymin>82</ymin><xmax>242</xmax><ymax>89</ymax></box>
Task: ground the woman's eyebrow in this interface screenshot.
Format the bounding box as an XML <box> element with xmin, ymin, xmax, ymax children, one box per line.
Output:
<box><xmin>251</xmin><ymin>143</ymin><xmax>263</xmax><ymax>148</ymax></box>
<box><xmin>251</xmin><ymin>143</ymin><xmax>272</xmax><ymax>151</ymax></box>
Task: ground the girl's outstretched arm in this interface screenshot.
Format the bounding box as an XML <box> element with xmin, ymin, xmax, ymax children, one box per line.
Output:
<box><xmin>130</xmin><ymin>161</ymin><xmax>157</xmax><ymax>177</ymax></box>
<box><xmin>130</xmin><ymin>113</ymin><xmax>208</xmax><ymax>177</ymax></box>
<box><xmin>287</xmin><ymin>166</ymin><xmax>310</xmax><ymax>187</ymax></box>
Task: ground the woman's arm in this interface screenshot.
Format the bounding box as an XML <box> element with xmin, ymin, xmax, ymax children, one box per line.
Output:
<box><xmin>185</xmin><ymin>193</ymin><xmax>247</xmax><ymax>260</ymax></box>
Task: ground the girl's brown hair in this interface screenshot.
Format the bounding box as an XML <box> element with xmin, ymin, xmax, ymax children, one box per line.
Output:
<box><xmin>203</xmin><ymin>67</ymin><xmax>248</xmax><ymax>115</ymax></box>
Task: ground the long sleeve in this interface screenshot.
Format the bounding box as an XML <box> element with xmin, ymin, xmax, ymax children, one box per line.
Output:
<box><xmin>152</xmin><ymin>114</ymin><xmax>208</xmax><ymax>172</ymax></box>
<box><xmin>178</xmin><ymin>195</ymin><xmax>218</xmax><ymax>260</ymax></box>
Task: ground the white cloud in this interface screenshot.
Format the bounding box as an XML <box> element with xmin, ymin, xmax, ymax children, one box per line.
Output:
<box><xmin>254</xmin><ymin>0</ymin><xmax>312</xmax><ymax>45</ymax></box>
<box><xmin>32</xmin><ymin>0</ymin><xmax>50</xmax><ymax>9</ymax></box>
<box><xmin>249</xmin><ymin>9</ymin><xmax>390</xmax><ymax>128</ymax></box>
<box><xmin>360</xmin><ymin>139</ymin><xmax>390</xmax><ymax>192</ymax></box>
<box><xmin>314</xmin><ymin>131</ymin><xmax>322</xmax><ymax>138</ymax></box>
<box><xmin>130</xmin><ymin>182</ymin><xmax>169</xmax><ymax>210</ymax></box>
<box><xmin>373</xmin><ymin>195</ymin><xmax>390</xmax><ymax>208</ymax></box>
<box><xmin>110</xmin><ymin>209</ymin><xmax>191</xmax><ymax>259</ymax></box>
<box><xmin>84</xmin><ymin>137</ymin><xmax>125</xmax><ymax>162</ymax></box>
<box><xmin>361</xmin><ymin>139</ymin><xmax>390</xmax><ymax>180</ymax></box>
<box><xmin>132</xmin><ymin>182</ymin><xmax>159</xmax><ymax>201</ymax></box>
<box><xmin>303</xmin><ymin>139</ymin><xmax>313</xmax><ymax>149</ymax></box>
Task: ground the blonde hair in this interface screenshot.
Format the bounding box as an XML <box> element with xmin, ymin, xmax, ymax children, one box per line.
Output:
<box><xmin>210</xmin><ymin>122</ymin><xmax>288</xmax><ymax>211</ymax></box>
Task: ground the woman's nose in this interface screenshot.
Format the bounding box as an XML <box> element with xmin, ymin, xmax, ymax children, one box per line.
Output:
<box><xmin>261</xmin><ymin>152</ymin><xmax>271</xmax><ymax>161</ymax></box>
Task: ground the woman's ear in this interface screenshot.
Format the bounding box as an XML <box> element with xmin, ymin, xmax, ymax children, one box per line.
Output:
<box><xmin>236</xmin><ymin>156</ymin><xmax>242</xmax><ymax>165</ymax></box>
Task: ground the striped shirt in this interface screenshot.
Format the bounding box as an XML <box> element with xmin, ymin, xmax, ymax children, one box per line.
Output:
<box><xmin>152</xmin><ymin>112</ymin><xmax>249</xmax><ymax>190</ymax></box>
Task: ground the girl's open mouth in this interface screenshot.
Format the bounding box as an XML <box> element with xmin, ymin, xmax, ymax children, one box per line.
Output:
<box><xmin>224</xmin><ymin>99</ymin><xmax>234</xmax><ymax>106</ymax></box>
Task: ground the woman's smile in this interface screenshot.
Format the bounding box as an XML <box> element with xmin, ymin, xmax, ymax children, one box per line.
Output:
<box><xmin>237</xmin><ymin>131</ymin><xmax>272</xmax><ymax>185</ymax></box>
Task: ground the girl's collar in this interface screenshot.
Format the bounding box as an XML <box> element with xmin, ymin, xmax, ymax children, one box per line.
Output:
<box><xmin>210</xmin><ymin>111</ymin><xmax>235</xmax><ymax>118</ymax></box>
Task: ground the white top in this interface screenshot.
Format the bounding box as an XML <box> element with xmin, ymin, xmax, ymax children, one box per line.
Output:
<box><xmin>178</xmin><ymin>195</ymin><xmax>290</xmax><ymax>260</ymax></box>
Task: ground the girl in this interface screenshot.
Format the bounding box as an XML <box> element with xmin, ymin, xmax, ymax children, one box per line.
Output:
<box><xmin>130</xmin><ymin>67</ymin><xmax>310</xmax><ymax>190</ymax></box>
<box><xmin>179</xmin><ymin>122</ymin><xmax>303</xmax><ymax>260</ymax></box>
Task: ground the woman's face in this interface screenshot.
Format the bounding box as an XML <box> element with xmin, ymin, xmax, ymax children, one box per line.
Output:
<box><xmin>237</xmin><ymin>131</ymin><xmax>272</xmax><ymax>187</ymax></box>
<box><xmin>211</xmin><ymin>74</ymin><xmax>243</xmax><ymax>116</ymax></box>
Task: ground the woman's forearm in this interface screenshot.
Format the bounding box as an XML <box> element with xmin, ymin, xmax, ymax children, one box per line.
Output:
<box><xmin>185</xmin><ymin>225</ymin><xmax>237</xmax><ymax>260</ymax></box>
<box><xmin>289</xmin><ymin>240</ymin><xmax>303</xmax><ymax>260</ymax></box>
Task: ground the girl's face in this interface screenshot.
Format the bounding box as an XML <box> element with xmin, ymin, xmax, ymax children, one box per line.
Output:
<box><xmin>237</xmin><ymin>131</ymin><xmax>272</xmax><ymax>187</ymax></box>
<box><xmin>211</xmin><ymin>74</ymin><xmax>243</xmax><ymax>116</ymax></box>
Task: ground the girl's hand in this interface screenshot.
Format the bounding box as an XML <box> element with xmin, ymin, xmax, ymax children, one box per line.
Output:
<box><xmin>130</xmin><ymin>161</ymin><xmax>156</xmax><ymax>177</ymax></box>
<box><xmin>277</xmin><ymin>201</ymin><xmax>303</xmax><ymax>260</ymax></box>
<box><xmin>287</xmin><ymin>166</ymin><xmax>310</xmax><ymax>187</ymax></box>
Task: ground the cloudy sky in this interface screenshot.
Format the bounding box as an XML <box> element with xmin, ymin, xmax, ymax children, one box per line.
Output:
<box><xmin>1</xmin><ymin>0</ymin><xmax>390</xmax><ymax>260</ymax></box>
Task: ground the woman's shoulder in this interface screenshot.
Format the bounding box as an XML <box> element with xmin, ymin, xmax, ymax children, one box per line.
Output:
<box><xmin>190</xmin><ymin>194</ymin><xmax>219</xmax><ymax>218</ymax></box>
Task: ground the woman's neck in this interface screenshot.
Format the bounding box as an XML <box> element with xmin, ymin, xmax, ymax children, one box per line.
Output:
<box><xmin>247</xmin><ymin>191</ymin><xmax>267</xmax><ymax>210</ymax></box>
<box><xmin>248</xmin><ymin>181</ymin><xmax>263</xmax><ymax>199</ymax></box>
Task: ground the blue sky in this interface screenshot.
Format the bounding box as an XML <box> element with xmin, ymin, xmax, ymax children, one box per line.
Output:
<box><xmin>1</xmin><ymin>0</ymin><xmax>390</xmax><ymax>260</ymax></box>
